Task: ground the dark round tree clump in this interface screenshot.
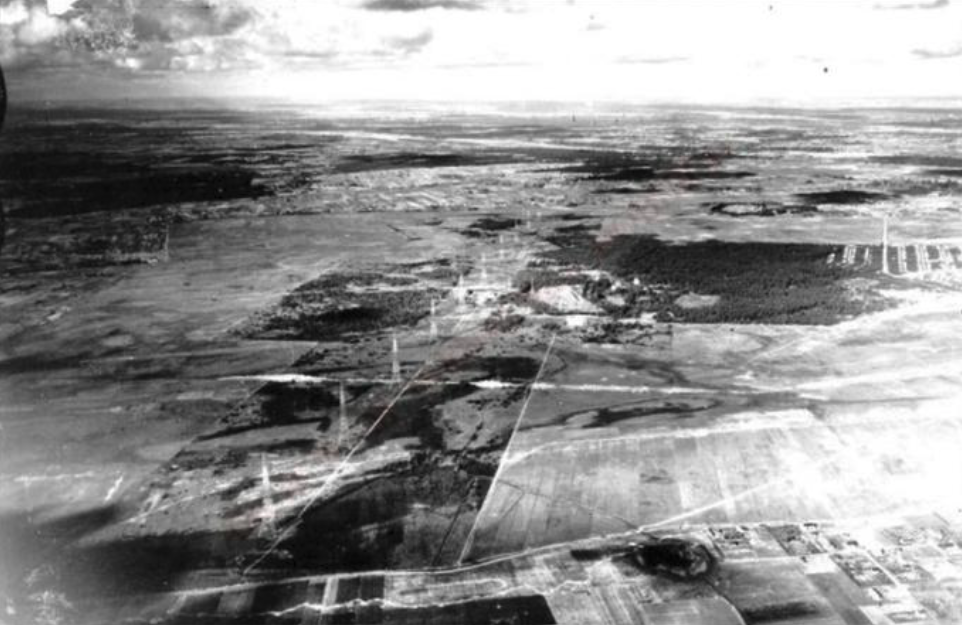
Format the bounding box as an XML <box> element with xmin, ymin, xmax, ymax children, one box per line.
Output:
<box><xmin>633</xmin><ymin>537</ymin><xmax>718</xmax><ymax>580</ymax></box>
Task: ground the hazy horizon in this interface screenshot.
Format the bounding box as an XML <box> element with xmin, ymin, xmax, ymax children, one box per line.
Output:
<box><xmin>6</xmin><ymin>93</ymin><xmax>962</xmax><ymax>114</ymax></box>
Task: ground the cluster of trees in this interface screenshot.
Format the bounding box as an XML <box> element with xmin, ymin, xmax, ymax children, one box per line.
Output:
<box><xmin>250</xmin><ymin>277</ymin><xmax>443</xmax><ymax>341</ymax></box>
<box><xmin>548</xmin><ymin>233</ymin><xmax>886</xmax><ymax>325</ymax></box>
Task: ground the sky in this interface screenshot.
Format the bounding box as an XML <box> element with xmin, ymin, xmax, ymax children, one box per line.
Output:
<box><xmin>2</xmin><ymin>0</ymin><xmax>962</xmax><ymax>105</ymax></box>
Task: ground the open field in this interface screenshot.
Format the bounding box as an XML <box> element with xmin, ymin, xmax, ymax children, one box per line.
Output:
<box><xmin>4</xmin><ymin>103</ymin><xmax>962</xmax><ymax>624</ymax></box>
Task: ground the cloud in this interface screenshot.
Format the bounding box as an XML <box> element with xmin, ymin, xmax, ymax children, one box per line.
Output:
<box><xmin>875</xmin><ymin>0</ymin><xmax>949</xmax><ymax>9</ymax></box>
<box><xmin>912</xmin><ymin>44</ymin><xmax>962</xmax><ymax>58</ymax></box>
<box><xmin>129</xmin><ymin>0</ymin><xmax>256</xmax><ymax>43</ymax></box>
<box><xmin>1</xmin><ymin>0</ymin><xmax>268</xmax><ymax>73</ymax></box>
<box><xmin>3</xmin><ymin>0</ymin><xmax>455</xmax><ymax>76</ymax></box>
<box><xmin>46</xmin><ymin>0</ymin><xmax>75</xmax><ymax>15</ymax></box>
<box><xmin>386</xmin><ymin>28</ymin><xmax>434</xmax><ymax>54</ymax></box>
<box><xmin>5</xmin><ymin>0</ymin><xmax>962</xmax><ymax>104</ymax></box>
<box><xmin>435</xmin><ymin>59</ymin><xmax>529</xmax><ymax>69</ymax></box>
<box><xmin>615</xmin><ymin>55</ymin><xmax>690</xmax><ymax>65</ymax></box>
<box><xmin>360</xmin><ymin>0</ymin><xmax>482</xmax><ymax>11</ymax></box>
<box><xmin>0</xmin><ymin>0</ymin><xmax>85</xmax><ymax>69</ymax></box>
<box><xmin>281</xmin><ymin>49</ymin><xmax>339</xmax><ymax>61</ymax></box>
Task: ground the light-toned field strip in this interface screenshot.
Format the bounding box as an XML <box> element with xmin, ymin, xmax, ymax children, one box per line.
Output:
<box><xmin>220</xmin><ymin>373</ymin><xmax>759</xmax><ymax>398</ymax></box>
<box><xmin>831</xmin><ymin>243</ymin><xmax>962</xmax><ymax>275</ymax></box>
<box><xmin>939</xmin><ymin>245</ymin><xmax>953</xmax><ymax>267</ymax></box>
<box><xmin>794</xmin><ymin>361</ymin><xmax>962</xmax><ymax>391</ymax></box>
<box><xmin>916</xmin><ymin>244</ymin><xmax>930</xmax><ymax>272</ymax></box>
<box><xmin>500</xmin><ymin>400</ymin><xmax>961</xmax><ymax>464</ymax></box>
<box><xmin>843</xmin><ymin>245</ymin><xmax>856</xmax><ymax>264</ymax></box>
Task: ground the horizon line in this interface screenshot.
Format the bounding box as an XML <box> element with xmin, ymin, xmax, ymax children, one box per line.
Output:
<box><xmin>6</xmin><ymin>94</ymin><xmax>962</xmax><ymax>112</ymax></box>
